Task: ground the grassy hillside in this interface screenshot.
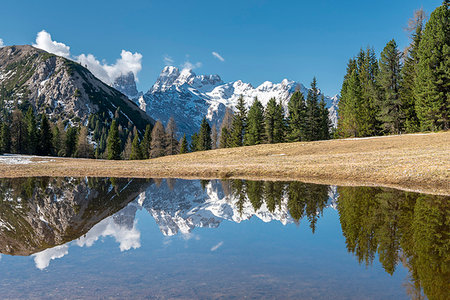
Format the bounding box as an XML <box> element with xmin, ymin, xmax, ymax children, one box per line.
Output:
<box><xmin>0</xmin><ymin>132</ymin><xmax>448</xmax><ymax>195</ymax></box>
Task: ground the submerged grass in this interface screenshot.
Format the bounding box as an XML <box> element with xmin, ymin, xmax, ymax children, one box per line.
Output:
<box><xmin>0</xmin><ymin>132</ymin><xmax>448</xmax><ymax>195</ymax></box>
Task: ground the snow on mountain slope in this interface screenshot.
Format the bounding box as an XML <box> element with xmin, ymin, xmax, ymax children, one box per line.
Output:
<box><xmin>116</xmin><ymin>66</ymin><xmax>339</xmax><ymax>138</ymax></box>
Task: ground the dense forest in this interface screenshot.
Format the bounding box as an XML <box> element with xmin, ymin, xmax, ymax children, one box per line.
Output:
<box><xmin>337</xmin><ymin>1</ymin><xmax>449</xmax><ymax>137</ymax></box>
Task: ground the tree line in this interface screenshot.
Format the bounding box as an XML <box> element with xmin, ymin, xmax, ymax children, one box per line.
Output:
<box><xmin>337</xmin><ymin>2</ymin><xmax>449</xmax><ymax>137</ymax></box>
<box><xmin>189</xmin><ymin>77</ymin><xmax>331</xmax><ymax>152</ymax></box>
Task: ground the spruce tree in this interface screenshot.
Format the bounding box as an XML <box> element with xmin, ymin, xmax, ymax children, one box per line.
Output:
<box><xmin>287</xmin><ymin>90</ymin><xmax>307</xmax><ymax>141</ymax></box>
<box><xmin>106</xmin><ymin>120</ymin><xmax>121</xmax><ymax>160</ymax></box>
<box><xmin>415</xmin><ymin>1</ymin><xmax>449</xmax><ymax>131</ymax></box>
<box><xmin>165</xmin><ymin>117</ymin><xmax>179</xmax><ymax>155</ymax></box>
<box><xmin>25</xmin><ymin>107</ymin><xmax>38</xmax><ymax>154</ymax></box>
<box><xmin>190</xmin><ymin>132</ymin><xmax>199</xmax><ymax>152</ymax></box>
<box><xmin>179</xmin><ymin>134</ymin><xmax>188</xmax><ymax>154</ymax></box>
<box><xmin>38</xmin><ymin>114</ymin><xmax>53</xmax><ymax>156</ymax></box>
<box><xmin>197</xmin><ymin>117</ymin><xmax>212</xmax><ymax>151</ymax></box>
<box><xmin>75</xmin><ymin>126</ymin><xmax>94</xmax><ymax>158</ymax></box>
<box><xmin>140</xmin><ymin>124</ymin><xmax>152</xmax><ymax>159</ymax></box>
<box><xmin>244</xmin><ymin>97</ymin><xmax>265</xmax><ymax>145</ymax></box>
<box><xmin>65</xmin><ymin>126</ymin><xmax>78</xmax><ymax>157</ymax></box>
<box><xmin>219</xmin><ymin>107</ymin><xmax>234</xmax><ymax>148</ymax></box>
<box><xmin>377</xmin><ymin>39</ymin><xmax>403</xmax><ymax>134</ymax></box>
<box><xmin>318</xmin><ymin>95</ymin><xmax>331</xmax><ymax>140</ymax></box>
<box><xmin>10</xmin><ymin>109</ymin><xmax>27</xmax><ymax>154</ymax></box>
<box><xmin>400</xmin><ymin>9</ymin><xmax>426</xmax><ymax>133</ymax></box>
<box><xmin>130</xmin><ymin>133</ymin><xmax>143</xmax><ymax>160</ymax></box>
<box><xmin>122</xmin><ymin>132</ymin><xmax>132</xmax><ymax>159</ymax></box>
<box><xmin>211</xmin><ymin>124</ymin><xmax>218</xmax><ymax>149</ymax></box>
<box><xmin>0</xmin><ymin>122</ymin><xmax>11</xmax><ymax>153</ymax></box>
<box><xmin>229</xmin><ymin>96</ymin><xmax>247</xmax><ymax>147</ymax></box>
<box><xmin>305</xmin><ymin>77</ymin><xmax>321</xmax><ymax>140</ymax></box>
<box><xmin>338</xmin><ymin>64</ymin><xmax>362</xmax><ymax>137</ymax></box>
<box><xmin>150</xmin><ymin>120</ymin><xmax>166</xmax><ymax>158</ymax></box>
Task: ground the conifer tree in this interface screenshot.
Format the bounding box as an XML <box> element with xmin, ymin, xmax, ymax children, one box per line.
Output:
<box><xmin>165</xmin><ymin>117</ymin><xmax>179</xmax><ymax>155</ymax></box>
<box><xmin>140</xmin><ymin>124</ymin><xmax>152</xmax><ymax>159</ymax></box>
<box><xmin>25</xmin><ymin>107</ymin><xmax>37</xmax><ymax>154</ymax></box>
<box><xmin>75</xmin><ymin>126</ymin><xmax>94</xmax><ymax>158</ymax></box>
<box><xmin>179</xmin><ymin>134</ymin><xmax>188</xmax><ymax>154</ymax></box>
<box><xmin>106</xmin><ymin>120</ymin><xmax>121</xmax><ymax>160</ymax></box>
<box><xmin>122</xmin><ymin>132</ymin><xmax>133</xmax><ymax>159</ymax></box>
<box><xmin>65</xmin><ymin>126</ymin><xmax>78</xmax><ymax>157</ymax></box>
<box><xmin>197</xmin><ymin>117</ymin><xmax>212</xmax><ymax>151</ymax></box>
<box><xmin>219</xmin><ymin>107</ymin><xmax>234</xmax><ymax>148</ymax></box>
<box><xmin>377</xmin><ymin>39</ymin><xmax>403</xmax><ymax>134</ymax></box>
<box><xmin>265</xmin><ymin>98</ymin><xmax>285</xmax><ymax>143</ymax></box>
<box><xmin>190</xmin><ymin>132</ymin><xmax>199</xmax><ymax>152</ymax></box>
<box><xmin>318</xmin><ymin>95</ymin><xmax>331</xmax><ymax>140</ymax></box>
<box><xmin>150</xmin><ymin>120</ymin><xmax>166</xmax><ymax>158</ymax></box>
<box><xmin>229</xmin><ymin>96</ymin><xmax>247</xmax><ymax>147</ymax></box>
<box><xmin>211</xmin><ymin>124</ymin><xmax>218</xmax><ymax>149</ymax></box>
<box><xmin>415</xmin><ymin>1</ymin><xmax>449</xmax><ymax>131</ymax></box>
<box><xmin>287</xmin><ymin>90</ymin><xmax>307</xmax><ymax>141</ymax></box>
<box><xmin>0</xmin><ymin>122</ymin><xmax>11</xmax><ymax>154</ymax></box>
<box><xmin>10</xmin><ymin>109</ymin><xmax>27</xmax><ymax>154</ymax></box>
<box><xmin>338</xmin><ymin>62</ymin><xmax>362</xmax><ymax>137</ymax></box>
<box><xmin>400</xmin><ymin>9</ymin><xmax>426</xmax><ymax>133</ymax></box>
<box><xmin>130</xmin><ymin>133</ymin><xmax>143</xmax><ymax>160</ymax></box>
<box><xmin>305</xmin><ymin>77</ymin><xmax>321</xmax><ymax>140</ymax></box>
<box><xmin>38</xmin><ymin>114</ymin><xmax>53</xmax><ymax>156</ymax></box>
<box><xmin>244</xmin><ymin>97</ymin><xmax>265</xmax><ymax>145</ymax></box>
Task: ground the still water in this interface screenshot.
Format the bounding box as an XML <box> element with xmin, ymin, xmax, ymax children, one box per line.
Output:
<box><xmin>0</xmin><ymin>177</ymin><xmax>448</xmax><ymax>299</ymax></box>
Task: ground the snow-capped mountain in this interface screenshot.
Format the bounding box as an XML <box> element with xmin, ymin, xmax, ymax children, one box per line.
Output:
<box><xmin>114</xmin><ymin>66</ymin><xmax>339</xmax><ymax>138</ymax></box>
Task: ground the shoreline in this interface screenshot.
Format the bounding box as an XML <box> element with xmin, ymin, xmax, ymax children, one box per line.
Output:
<box><xmin>0</xmin><ymin>132</ymin><xmax>448</xmax><ymax>196</ymax></box>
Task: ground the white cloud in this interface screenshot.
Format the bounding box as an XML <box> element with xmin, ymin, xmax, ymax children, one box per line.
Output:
<box><xmin>210</xmin><ymin>241</ymin><xmax>223</xmax><ymax>251</ymax></box>
<box><xmin>32</xmin><ymin>245</ymin><xmax>69</xmax><ymax>270</ymax></box>
<box><xmin>0</xmin><ymin>39</ymin><xmax>4</xmax><ymax>48</ymax></box>
<box><xmin>32</xmin><ymin>30</ymin><xmax>142</xmax><ymax>85</ymax></box>
<box><xmin>163</xmin><ymin>55</ymin><xmax>174</xmax><ymax>65</ymax></box>
<box><xmin>212</xmin><ymin>51</ymin><xmax>225</xmax><ymax>62</ymax></box>
<box><xmin>181</xmin><ymin>60</ymin><xmax>202</xmax><ymax>70</ymax></box>
<box><xmin>33</xmin><ymin>30</ymin><xmax>70</xmax><ymax>58</ymax></box>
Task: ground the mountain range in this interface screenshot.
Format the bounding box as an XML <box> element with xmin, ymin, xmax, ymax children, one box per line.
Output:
<box><xmin>114</xmin><ymin>67</ymin><xmax>339</xmax><ymax>138</ymax></box>
<box><xmin>0</xmin><ymin>45</ymin><xmax>153</xmax><ymax>133</ymax></box>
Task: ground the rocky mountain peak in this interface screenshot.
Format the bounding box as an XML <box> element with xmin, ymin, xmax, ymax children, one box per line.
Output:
<box><xmin>112</xmin><ymin>71</ymin><xmax>139</xmax><ymax>99</ymax></box>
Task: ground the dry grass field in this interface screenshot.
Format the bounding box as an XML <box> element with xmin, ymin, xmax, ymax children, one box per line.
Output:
<box><xmin>0</xmin><ymin>132</ymin><xmax>449</xmax><ymax>195</ymax></box>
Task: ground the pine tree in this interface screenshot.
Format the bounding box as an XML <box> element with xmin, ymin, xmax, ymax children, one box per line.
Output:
<box><xmin>75</xmin><ymin>126</ymin><xmax>94</xmax><ymax>158</ymax></box>
<box><xmin>229</xmin><ymin>96</ymin><xmax>247</xmax><ymax>147</ymax></box>
<box><xmin>10</xmin><ymin>109</ymin><xmax>27</xmax><ymax>154</ymax></box>
<box><xmin>190</xmin><ymin>132</ymin><xmax>199</xmax><ymax>152</ymax></box>
<box><xmin>287</xmin><ymin>90</ymin><xmax>307</xmax><ymax>141</ymax></box>
<box><xmin>197</xmin><ymin>117</ymin><xmax>212</xmax><ymax>151</ymax></box>
<box><xmin>165</xmin><ymin>117</ymin><xmax>179</xmax><ymax>155</ymax></box>
<box><xmin>377</xmin><ymin>39</ymin><xmax>403</xmax><ymax>134</ymax></box>
<box><xmin>64</xmin><ymin>126</ymin><xmax>78</xmax><ymax>157</ymax></box>
<box><xmin>0</xmin><ymin>122</ymin><xmax>11</xmax><ymax>153</ymax></box>
<box><xmin>106</xmin><ymin>120</ymin><xmax>121</xmax><ymax>160</ymax></box>
<box><xmin>400</xmin><ymin>9</ymin><xmax>426</xmax><ymax>133</ymax></box>
<box><xmin>211</xmin><ymin>124</ymin><xmax>218</xmax><ymax>149</ymax></box>
<box><xmin>24</xmin><ymin>107</ymin><xmax>38</xmax><ymax>154</ymax></box>
<box><xmin>150</xmin><ymin>120</ymin><xmax>166</xmax><ymax>158</ymax></box>
<box><xmin>219</xmin><ymin>107</ymin><xmax>234</xmax><ymax>148</ymax></box>
<box><xmin>38</xmin><ymin>114</ymin><xmax>53</xmax><ymax>156</ymax></box>
<box><xmin>415</xmin><ymin>1</ymin><xmax>449</xmax><ymax>131</ymax></box>
<box><xmin>265</xmin><ymin>98</ymin><xmax>285</xmax><ymax>143</ymax></box>
<box><xmin>305</xmin><ymin>77</ymin><xmax>321</xmax><ymax>140</ymax></box>
<box><xmin>244</xmin><ymin>97</ymin><xmax>265</xmax><ymax>145</ymax></box>
<box><xmin>318</xmin><ymin>95</ymin><xmax>331</xmax><ymax>140</ymax></box>
<box><xmin>179</xmin><ymin>134</ymin><xmax>188</xmax><ymax>154</ymax></box>
<box><xmin>130</xmin><ymin>133</ymin><xmax>143</xmax><ymax>160</ymax></box>
<box><xmin>140</xmin><ymin>124</ymin><xmax>152</xmax><ymax>159</ymax></box>
<box><xmin>122</xmin><ymin>132</ymin><xmax>132</xmax><ymax>159</ymax></box>
<box><xmin>338</xmin><ymin>62</ymin><xmax>362</xmax><ymax>137</ymax></box>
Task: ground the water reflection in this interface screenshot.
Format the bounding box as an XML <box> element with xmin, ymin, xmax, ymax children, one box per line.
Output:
<box><xmin>0</xmin><ymin>177</ymin><xmax>448</xmax><ymax>299</ymax></box>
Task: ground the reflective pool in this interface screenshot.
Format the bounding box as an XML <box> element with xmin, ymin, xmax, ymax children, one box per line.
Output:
<box><xmin>0</xmin><ymin>177</ymin><xmax>448</xmax><ymax>299</ymax></box>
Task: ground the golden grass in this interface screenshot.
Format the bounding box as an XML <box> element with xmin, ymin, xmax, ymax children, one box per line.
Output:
<box><xmin>0</xmin><ymin>132</ymin><xmax>449</xmax><ymax>195</ymax></box>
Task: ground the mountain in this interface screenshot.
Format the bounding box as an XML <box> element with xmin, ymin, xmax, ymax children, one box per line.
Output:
<box><xmin>0</xmin><ymin>45</ymin><xmax>153</xmax><ymax>133</ymax></box>
<box><xmin>115</xmin><ymin>66</ymin><xmax>339</xmax><ymax>138</ymax></box>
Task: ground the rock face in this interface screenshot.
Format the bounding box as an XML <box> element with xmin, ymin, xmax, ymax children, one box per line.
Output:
<box><xmin>136</xmin><ymin>66</ymin><xmax>339</xmax><ymax>138</ymax></box>
<box><xmin>112</xmin><ymin>71</ymin><xmax>142</xmax><ymax>100</ymax></box>
<box><xmin>0</xmin><ymin>45</ymin><xmax>153</xmax><ymax>132</ymax></box>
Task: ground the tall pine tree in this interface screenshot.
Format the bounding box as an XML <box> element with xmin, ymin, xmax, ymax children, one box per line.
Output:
<box><xmin>197</xmin><ymin>117</ymin><xmax>212</xmax><ymax>151</ymax></box>
<box><xmin>106</xmin><ymin>120</ymin><xmax>121</xmax><ymax>160</ymax></box>
<box><xmin>244</xmin><ymin>97</ymin><xmax>265</xmax><ymax>145</ymax></box>
<box><xmin>229</xmin><ymin>96</ymin><xmax>247</xmax><ymax>147</ymax></box>
<box><xmin>287</xmin><ymin>90</ymin><xmax>307</xmax><ymax>141</ymax></box>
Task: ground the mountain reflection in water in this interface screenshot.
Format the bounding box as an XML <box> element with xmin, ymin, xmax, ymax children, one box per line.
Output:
<box><xmin>0</xmin><ymin>177</ymin><xmax>448</xmax><ymax>299</ymax></box>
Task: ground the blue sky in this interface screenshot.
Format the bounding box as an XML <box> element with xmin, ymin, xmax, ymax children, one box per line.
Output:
<box><xmin>0</xmin><ymin>0</ymin><xmax>443</xmax><ymax>96</ymax></box>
